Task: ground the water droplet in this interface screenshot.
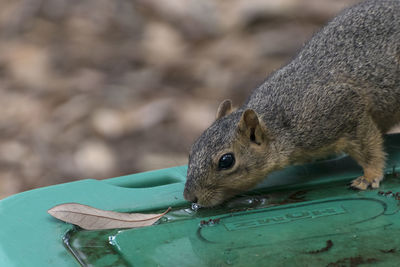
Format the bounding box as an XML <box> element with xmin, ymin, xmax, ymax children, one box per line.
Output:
<box><xmin>184</xmin><ymin>208</ymin><xmax>194</xmax><ymax>214</ymax></box>
<box><xmin>259</xmin><ymin>198</ymin><xmax>267</xmax><ymax>205</ymax></box>
<box><xmin>191</xmin><ymin>203</ymin><xmax>201</xmax><ymax>211</ymax></box>
<box><xmin>108</xmin><ymin>235</ymin><xmax>116</xmax><ymax>245</ymax></box>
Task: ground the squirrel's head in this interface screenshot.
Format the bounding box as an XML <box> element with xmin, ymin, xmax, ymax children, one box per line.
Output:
<box><xmin>184</xmin><ymin>100</ymin><xmax>281</xmax><ymax>207</ymax></box>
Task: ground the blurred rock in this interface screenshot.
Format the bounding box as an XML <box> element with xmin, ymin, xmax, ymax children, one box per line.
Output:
<box><xmin>136</xmin><ymin>152</ymin><xmax>188</xmax><ymax>171</ymax></box>
<box><xmin>68</xmin><ymin>68</ymin><xmax>105</xmax><ymax>92</ymax></box>
<box><xmin>5</xmin><ymin>43</ymin><xmax>52</xmax><ymax>89</ymax></box>
<box><xmin>0</xmin><ymin>141</ymin><xmax>28</xmax><ymax>164</ymax></box>
<box><xmin>254</xmin><ymin>24</ymin><xmax>316</xmax><ymax>57</ymax></box>
<box><xmin>141</xmin><ymin>22</ymin><xmax>187</xmax><ymax>67</ymax></box>
<box><xmin>51</xmin><ymin>95</ymin><xmax>91</xmax><ymax>129</ymax></box>
<box><xmin>233</xmin><ymin>0</ymin><xmax>297</xmax><ymax>25</ymax></box>
<box><xmin>233</xmin><ymin>0</ymin><xmax>360</xmax><ymax>27</ymax></box>
<box><xmin>91</xmin><ymin>109</ymin><xmax>126</xmax><ymax>138</ymax></box>
<box><xmin>122</xmin><ymin>69</ymin><xmax>162</xmax><ymax>95</ymax></box>
<box><xmin>0</xmin><ymin>171</ymin><xmax>22</xmax><ymax>199</ymax></box>
<box><xmin>0</xmin><ymin>91</ymin><xmax>45</xmax><ymax>133</ymax></box>
<box><xmin>126</xmin><ymin>98</ymin><xmax>175</xmax><ymax>132</ymax></box>
<box><xmin>137</xmin><ymin>0</ymin><xmax>220</xmax><ymax>40</ymax></box>
<box><xmin>74</xmin><ymin>140</ymin><xmax>116</xmax><ymax>177</ymax></box>
<box><xmin>175</xmin><ymin>99</ymin><xmax>216</xmax><ymax>137</ymax></box>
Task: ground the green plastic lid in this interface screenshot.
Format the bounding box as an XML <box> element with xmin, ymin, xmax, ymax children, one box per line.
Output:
<box><xmin>2</xmin><ymin>134</ymin><xmax>400</xmax><ymax>266</ymax></box>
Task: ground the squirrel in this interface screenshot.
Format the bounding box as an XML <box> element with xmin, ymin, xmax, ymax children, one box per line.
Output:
<box><xmin>183</xmin><ymin>0</ymin><xmax>400</xmax><ymax>207</ymax></box>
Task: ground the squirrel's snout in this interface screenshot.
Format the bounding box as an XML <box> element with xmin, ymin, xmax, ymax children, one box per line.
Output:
<box><xmin>183</xmin><ymin>187</ymin><xmax>198</xmax><ymax>203</ymax></box>
<box><xmin>191</xmin><ymin>196</ymin><xmax>198</xmax><ymax>203</ymax></box>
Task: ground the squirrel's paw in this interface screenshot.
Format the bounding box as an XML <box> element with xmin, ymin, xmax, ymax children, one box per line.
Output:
<box><xmin>370</xmin><ymin>178</ymin><xmax>381</xmax><ymax>189</ymax></box>
<box><xmin>350</xmin><ymin>176</ymin><xmax>382</xmax><ymax>190</ymax></box>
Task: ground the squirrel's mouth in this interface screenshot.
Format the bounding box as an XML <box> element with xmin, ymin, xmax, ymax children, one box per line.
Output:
<box><xmin>186</xmin><ymin>183</ymin><xmax>254</xmax><ymax>208</ymax></box>
<box><xmin>196</xmin><ymin>196</ymin><xmax>224</xmax><ymax>208</ymax></box>
<box><xmin>184</xmin><ymin>179</ymin><xmax>226</xmax><ymax>207</ymax></box>
<box><xmin>183</xmin><ymin>187</ymin><xmax>225</xmax><ymax>208</ymax></box>
<box><xmin>195</xmin><ymin>189</ymin><xmax>237</xmax><ymax>208</ymax></box>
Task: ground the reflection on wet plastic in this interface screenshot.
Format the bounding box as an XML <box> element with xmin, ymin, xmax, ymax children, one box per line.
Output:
<box><xmin>191</xmin><ymin>203</ymin><xmax>201</xmax><ymax>211</ymax></box>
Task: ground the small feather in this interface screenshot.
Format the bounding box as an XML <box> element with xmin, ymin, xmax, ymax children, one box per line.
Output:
<box><xmin>48</xmin><ymin>203</ymin><xmax>171</xmax><ymax>230</ymax></box>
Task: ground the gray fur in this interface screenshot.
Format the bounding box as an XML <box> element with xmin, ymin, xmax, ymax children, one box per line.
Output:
<box><xmin>184</xmin><ymin>0</ymin><xmax>400</xmax><ymax>206</ymax></box>
<box><xmin>246</xmin><ymin>0</ymin><xmax>400</xmax><ymax>148</ymax></box>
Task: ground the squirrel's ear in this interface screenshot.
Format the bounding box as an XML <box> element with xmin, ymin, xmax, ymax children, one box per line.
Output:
<box><xmin>238</xmin><ymin>109</ymin><xmax>267</xmax><ymax>145</ymax></box>
<box><xmin>216</xmin><ymin>99</ymin><xmax>233</xmax><ymax>119</ymax></box>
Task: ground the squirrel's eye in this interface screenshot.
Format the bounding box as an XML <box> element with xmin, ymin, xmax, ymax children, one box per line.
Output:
<box><xmin>218</xmin><ymin>153</ymin><xmax>235</xmax><ymax>170</ymax></box>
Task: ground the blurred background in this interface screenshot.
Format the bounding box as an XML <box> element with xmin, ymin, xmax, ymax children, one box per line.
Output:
<box><xmin>0</xmin><ymin>0</ymin><xmax>363</xmax><ymax>199</ymax></box>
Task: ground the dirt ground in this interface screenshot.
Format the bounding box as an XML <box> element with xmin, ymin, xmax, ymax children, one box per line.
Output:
<box><xmin>1</xmin><ymin>0</ymin><xmax>384</xmax><ymax>199</ymax></box>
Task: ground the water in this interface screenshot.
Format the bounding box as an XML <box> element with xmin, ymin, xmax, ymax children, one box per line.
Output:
<box><xmin>191</xmin><ymin>202</ymin><xmax>201</xmax><ymax>211</ymax></box>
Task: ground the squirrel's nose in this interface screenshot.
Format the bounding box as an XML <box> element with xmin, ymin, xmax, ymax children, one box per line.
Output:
<box><xmin>183</xmin><ymin>188</ymin><xmax>198</xmax><ymax>203</ymax></box>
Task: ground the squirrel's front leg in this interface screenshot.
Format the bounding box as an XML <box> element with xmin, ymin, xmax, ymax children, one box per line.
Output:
<box><xmin>346</xmin><ymin>118</ymin><xmax>385</xmax><ymax>190</ymax></box>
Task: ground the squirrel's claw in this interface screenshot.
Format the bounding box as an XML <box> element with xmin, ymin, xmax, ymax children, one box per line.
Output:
<box><xmin>371</xmin><ymin>179</ymin><xmax>381</xmax><ymax>189</ymax></box>
<box><xmin>350</xmin><ymin>176</ymin><xmax>370</xmax><ymax>190</ymax></box>
<box><xmin>350</xmin><ymin>176</ymin><xmax>382</xmax><ymax>190</ymax></box>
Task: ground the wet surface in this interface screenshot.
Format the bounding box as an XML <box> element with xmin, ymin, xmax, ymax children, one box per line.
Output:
<box><xmin>63</xmin><ymin>229</ymin><xmax>129</xmax><ymax>267</ymax></box>
<box><xmin>64</xmin><ymin>174</ymin><xmax>400</xmax><ymax>266</ymax></box>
